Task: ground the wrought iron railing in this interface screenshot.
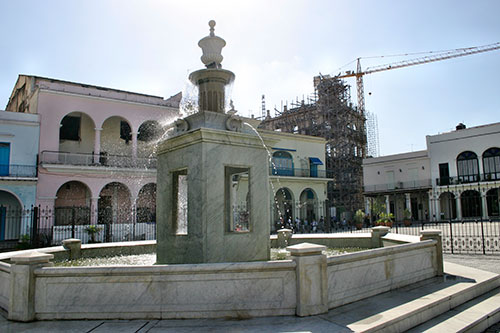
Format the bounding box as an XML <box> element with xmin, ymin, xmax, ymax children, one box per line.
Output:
<box><xmin>436</xmin><ymin>172</ymin><xmax>500</xmax><ymax>186</ymax></box>
<box><xmin>40</xmin><ymin>151</ymin><xmax>156</xmax><ymax>169</ymax></box>
<box><xmin>269</xmin><ymin>167</ymin><xmax>331</xmax><ymax>178</ymax></box>
<box><xmin>363</xmin><ymin>179</ymin><xmax>432</xmax><ymax>193</ymax></box>
<box><xmin>0</xmin><ymin>164</ymin><xmax>37</xmax><ymax>178</ymax></box>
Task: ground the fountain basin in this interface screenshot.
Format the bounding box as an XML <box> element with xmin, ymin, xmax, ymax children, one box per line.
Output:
<box><xmin>0</xmin><ymin>229</ymin><xmax>443</xmax><ymax>321</ymax></box>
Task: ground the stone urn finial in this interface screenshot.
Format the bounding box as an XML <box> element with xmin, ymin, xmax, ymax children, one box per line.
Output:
<box><xmin>198</xmin><ymin>20</ymin><xmax>226</xmax><ymax>68</ymax></box>
<box><xmin>209</xmin><ymin>20</ymin><xmax>215</xmax><ymax>36</ymax></box>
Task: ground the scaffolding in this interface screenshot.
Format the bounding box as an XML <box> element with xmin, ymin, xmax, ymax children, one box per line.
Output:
<box><xmin>366</xmin><ymin>111</ymin><xmax>380</xmax><ymax>157</ymax></box>
<box><xmin>259</xmin><ymin>75</ymin><xmax>367</xmax><ymax>217</ymax></box>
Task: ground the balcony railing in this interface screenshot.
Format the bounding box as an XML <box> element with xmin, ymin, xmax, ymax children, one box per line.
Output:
<box><xmin>436</xmin><ymin>172</ymin><xmax>500</xmax><ymax>186</ymax></box>
<box><xmin>0</xmin><ymin>164</ymin><xmax>37</xmax><ymax>178</ymax></box>
<box><xmin>364</xmin><ymin>179</ymin><xmax>432</xmax><ymax>193</ymax></box>
<box><xmin>269</xmin><ymin>167</ymin><xmax>332</xmax><ymax>178</ymax></box>
<box><xmin>40</xmin><ymin>151</ymin><xmax>156</xmax><ymax>169</ymax></box>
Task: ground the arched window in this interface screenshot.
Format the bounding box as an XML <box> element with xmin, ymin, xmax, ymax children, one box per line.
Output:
<box><xmin>483</xmin><ymin>147</ymin><xmax>500</xmax><ymax>181</ymax></box>
<box><xmin>272</xmin><ymin>151</ymin><xmax>293</xmax><ymax>176</ymax></box>
<box><xmin>456</xmin><ymin>151</ymin><xmax>479</xmax><ymax>183</ymax></box>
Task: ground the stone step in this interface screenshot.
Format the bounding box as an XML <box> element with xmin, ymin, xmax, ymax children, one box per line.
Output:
<box><xmin>320</xmin><ymin>262</ymin><xmax>500</xmax><ymax>332</ymax></box>
<box><xmin>406</xmin><ymin>287</ymin><xmax>500</xmax><ymax>333</ymax></box>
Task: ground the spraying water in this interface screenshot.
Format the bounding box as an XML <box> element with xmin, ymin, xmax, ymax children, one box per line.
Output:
<box><xmin>179</xmin><ymin>79</ymin><xmax>199</xmax><ymax>117</ymax></box>
<box><xmin>243</xmin><ymin>122</ymin><xmax>293</xmax><ymax>230</ymax></box>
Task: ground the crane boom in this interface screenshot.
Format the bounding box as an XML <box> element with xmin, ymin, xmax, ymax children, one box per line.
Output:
<box><xmin>336</xmin><ymin>42</ymin><xmax>500</xmax><ymax>115</ymax></box>
<box><xmin>363</xmin><ymin>42</ymin><xmax>500</xmax><ymax>76</ymax></box>
<box><xmin>331</xmin><ymin>42</ymin><xmax>500</xmax><ymax>158</ymax></box>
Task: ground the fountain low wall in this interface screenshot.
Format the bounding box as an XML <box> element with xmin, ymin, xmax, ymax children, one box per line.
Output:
<box><xmin>326</xmin><ymin>241</ymin><xmax>437</xmax><ymax>308</ymax></box>
<box><xmin>0</xmin><ymin>229</ymin><xmax>443</xmax><ymax>322</ymax></box>
<box><xmin>34</xmin><ymin>260</ymin><xmax>297</xmax><ymax>320</ymax></box>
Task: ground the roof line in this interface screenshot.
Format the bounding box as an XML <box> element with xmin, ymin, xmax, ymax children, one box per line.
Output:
<box><xmin>20</xmin><ymin>74</ymin><xmax>167</xmax><ymax>100</ymax></box>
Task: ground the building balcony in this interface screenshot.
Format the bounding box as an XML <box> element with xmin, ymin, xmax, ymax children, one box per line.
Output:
<box><xmin>364</xmin><ymin>179</ymin><xmax>432</xmax><ymax>194</ymax></box>
<box><xmin>436</xmin><ymin>172</ymin><xmax>500</xmax><ymax>186</ymax></box>
<box><xmin>269</xmin><ymin>167</ymin><xmax>332</xmax><ymax>178</ymax></box>
<box><xmin>40</xmin><ymin>151</ymin><xmax>156</xmax><ymax>170</ymax></box>
<box><xmin>0</xmin><ymin>164</ymin><xmax>37</xmax><ymax>178</ymax></box>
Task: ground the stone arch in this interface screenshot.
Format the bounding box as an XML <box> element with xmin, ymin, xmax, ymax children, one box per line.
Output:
<box><xmin>98</xmin><ymin>182</ymin><xmax>133</xmax><ymax>225</ymax></box>
<box><xmin>461</xmin><ymin>190</ymin><xmax>482</xmax><ymax>218</ymax></box>
<box><xmin>456</xmin><ymin>151</ymin><xmax>479</xmax><ymax>183</ymax></box>
<box><xmin>58</xmin><ymin>111</ymin><xmax>96</xmax><ymax>155</ymax></box>
<box><xmin>136</xmin><ymin>183</ymin><xmax>156</xmax><ymax>223</ymax></box>
<box><xmin>54</xmin><ymin>181</ymin><xmax>92</xmax><ymax>226</ymax></box>
<box><xmin>100</xmin><ymin>116</ymin><xmax>133</xmax><ymax>157</ymax></box>
<box><xmin>273</xmin><ymin>187</ymin><xmax>294</xmax><ymax>225</ymax></box>
<box><xmin>299</xmin><ymin>188</ymin><xmax>317</xmax><ymax>223</ymax></box>
<box><xmin>0</xmin><ymin>189</ymin><xmax>23</xmax><ymax>240</ymax></box>
<box><xmin>439</xmin><ymin>191</ymin><xmax>456</xmax><ymax>220</ymax></box>
<box><xmin>486</xmin><ymin>188</ymin><xmax>499</xmax><ymax>217</ymax></box>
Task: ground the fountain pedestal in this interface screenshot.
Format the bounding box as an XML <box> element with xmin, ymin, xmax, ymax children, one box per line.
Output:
<box><xmin>156</xmin><ymin>125</ymin><xmax>270</xmax><ymax>264</ymax></box>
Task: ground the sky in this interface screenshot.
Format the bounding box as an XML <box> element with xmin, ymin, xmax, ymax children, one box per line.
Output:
<box><xmin>1</xmin><ymin>0</ymin><xmax>499</xmax><ymax>156</ymax></box>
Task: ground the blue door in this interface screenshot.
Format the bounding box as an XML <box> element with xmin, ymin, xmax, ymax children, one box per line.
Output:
<box><xmin>0</xmin><ymin>207</ymin><xmax>6</xmax><ymax>241</ymax></box>
<box><xmin>310</xmin><ymin>164</ymin><xmax>318</xmax><ymax>177</ymax></box>
<box><xmin>0</xmin><ymin>143</ymin><xmax>10</xmax><ymax>176</ymax></box>
<box><xmin>309</xmin><ymin>157</ymin><xmax>323</xmax><ymax>177</ymax></box>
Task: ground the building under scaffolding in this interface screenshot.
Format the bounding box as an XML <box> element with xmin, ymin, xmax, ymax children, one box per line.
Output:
<box><xmin>259</xmin><ymin>75</ymin><xmax>367</xmax><ymax>218</ymax></box>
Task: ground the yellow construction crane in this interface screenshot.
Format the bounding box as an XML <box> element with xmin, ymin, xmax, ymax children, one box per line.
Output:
<box><xmin>336</xmin><ymin>42</ymin><xmax>500</xmax><ymax>117</ymax></box>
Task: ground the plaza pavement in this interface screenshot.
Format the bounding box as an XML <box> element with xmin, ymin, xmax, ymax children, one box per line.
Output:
<box><xmin>0</xmin><ymin>253</ymin><xmax>498</xmax><ymax>333</ymax></box>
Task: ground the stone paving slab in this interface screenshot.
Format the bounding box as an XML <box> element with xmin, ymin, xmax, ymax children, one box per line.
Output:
<box><xmin>145</xmin><ymin>316</ymin><xmax>351</xmax><ymax>333</ymax></box>
<box><xmin>0</xmin><ymin>316</ymin><xmax>351</xmax><ymax>333</ymax></box>
<box><xmin>444</xmin><ymin>254</ymin><xmax>500</xmax><ymax>275</ymax></box>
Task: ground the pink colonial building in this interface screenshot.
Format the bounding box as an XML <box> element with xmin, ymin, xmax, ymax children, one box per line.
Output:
<box><xmin>6</xmin><ymin>75</ymin><xmax>179</xmax><ymax>242</ymax></box>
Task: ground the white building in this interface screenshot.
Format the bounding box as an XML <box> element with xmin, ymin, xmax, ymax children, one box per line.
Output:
<box><xmin>260</xmin><ymin>129</ymin><xmax>329</xmax><ymax>230</ymax></box>
<box><xmin>363</xmin><ymin>122</ymin><xmax>500</xmax><ymax>221</ymax></box>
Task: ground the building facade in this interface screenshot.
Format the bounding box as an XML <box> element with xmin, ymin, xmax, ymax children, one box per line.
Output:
<box><xmin>6</xmin><ymin>75</ymin><xmax>180</xmax><ymax>242</ymax></box>
<box><xmin>363</xmin><ymin>122</ymin><xmax>500</xmax><ymax>222</ymax></box>
<box><xmin>428</xmin><ymin>123</ymin><xmax>500</xmax><ymax>220</ymax></box>
<box><xmin>3</xmin><ymin>75</ymin><xmax>330</xmax><ymax>244</ymax></box>
<box><xmin>0</xmin><ymin>110</ymin><xmax>39</xmax><ymax>243</ymax></box>
<box><xmin>259</xmin><ymin>129</ymin><xmax>329</xmax><ymax>231</ymax></box>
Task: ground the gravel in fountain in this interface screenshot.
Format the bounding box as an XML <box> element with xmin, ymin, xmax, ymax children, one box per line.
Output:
<box><xmin>54</xmin><ymin>248</ymin><xmax>365</xmax><ymax>267</ymax></box>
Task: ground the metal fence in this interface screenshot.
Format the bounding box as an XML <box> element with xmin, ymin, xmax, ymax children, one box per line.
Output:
<box><xmin>0</xmin><ymin>206</ymin><xmax>156</xmax><ymax>250</ymax></box>
<box><xmin>324</xmin><ymin>218</ymin><xmax>500</xmax><ymax>255</ymax></box>
<box><xmin>2</xmin><ymin>206</ymin><xmax>498</xmax><ymax>255</ymax></box>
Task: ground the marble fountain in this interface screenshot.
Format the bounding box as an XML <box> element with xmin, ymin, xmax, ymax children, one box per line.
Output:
<box><xmin>0</xmin><ymin>22</ymin><xmax>457</xmax><ymax>331</ymax></box>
